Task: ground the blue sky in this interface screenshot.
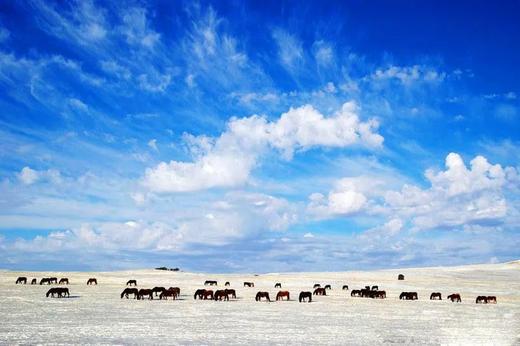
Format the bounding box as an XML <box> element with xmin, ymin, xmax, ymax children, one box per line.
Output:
<box><xmin>0</xmin><ymin>1</ymin><xmax>519</xmax><ymax>272</ymax></box>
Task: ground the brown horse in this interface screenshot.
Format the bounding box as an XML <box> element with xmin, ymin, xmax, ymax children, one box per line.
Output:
<box><xmin>225</xmin><ymin>282</ymin><xmax>230</xmax><ymax>286</ymax></box>
<box><xmin>255</xmin><ymin>291</ymin><xmax>270</xmax><ymax>302</ymax></box>
<box><xmin>46</xmin><ymin>287</ymin><xmax>69</xmax><ymax>298</ymax></box>
<box><xmin>476</xmin><ymin>296</ymin><xmax>488</xmax><ymax>304</ymax></box>
<box><xmin>87</xmin><ymin>278</ymin><xmax>97</xmax><ymax>285</ymax></box>
<box><xmin>152</xmin><ymin>287</ymin><xmax>166</xmax><ymax>296</ymax></box>
<box><xmin>31</xmin><ymin>278</ymin><xmax>37</xmax><ymax>285</ymax></box>
<box><xmin>313</xmin><ymin>284</ymin><xmax>321</xmax><ymax>288</ymax></box>
<box><xmin>276</xmin><ymin>291</ymin><xmax>290</xmax><ymax>301</ymax></box>
<box><xmin>15</xmin><ymin>277</ymin><xmax>27</xmax><ymax>284</ymax></box>
<box><xmin>59</xmin><ymin>278</ymin><xmax>69</xmax><ymax>285</ymax></box>
<box><xmin>121</xmin><ymin>288</ymin><xmax>139</xmax><ymax>299</ymax></box>
<box><xmin>274</xmin><ymin>283</ymin><xmax>282</xmax><ymax>288</ymax></box>
<box><xmin>40</xmin><ymin>278</ymin><xmax>51</xmax><ymax>285</ymax></box>
<box><xmin>324</xmin><ymin>285</ymin><xmax>332</xmax><ymax>290</ymax></box>
<box><xmin>214</xmin><ymin>290</ymin><xmax>229</xmax><ymax>301</ymax></box>
<box><xmin>430</xmin><ymin>292</ymin><xmax>442</xmax><ymax>300</ymax></box>
<box><xmin>160</xmin><ymin>288</ymin><xmax>178</xmax><ymax>300</ymax></box>
<box><xmin>203</xmin><ymin>290</ymin><xmax>214</xmax><ymax>300</ymax></box>
<box><xmin>299</xmin><ymin>291</ymin><xmax>312</xmax><ymax>303</ymax></box>
<box><xmin>342</xmin><ymin>285</ymin><xmax>349</xmax><ymax>290</ymax></box>
<box><xmin>351</xmin><ymin>289</ymin><xmax>362</xmax><ymax>297</ymax></box>
<box><xmin>126</xmin><ymin>280</ymin><xmax>137</xmax><ymax>286</ymax></box>
<box><xmin>313</xmin><ymin>288</ymin><xmax>326</xmax><ymax>296</ymax></box>
<box><xmin>398</xmin><ymin>274</ymin><xmax>404</xmax><ymax>280</ymax></box>
<box><xmin>168</xmin><ymin>287</ymin><xmax>181</xmax><ymax>296</ymax></box>
<box><xmin>137</xmin><ymin>289</ymin><xmax>154</xmax><ymax>300</ymax></box>
<box><xmin>447</xmin><ymin>293</ymin><xmax>461</xmax><ymax>302</ymax></box>
<box><xmin>244</xmin><ymin>282</ymin><xmax>254</xmax><ymax>287</ymax></box>
<box><xmin>487</xmin><ymin>296</ymin><xmax>497</xmax><ymax>304</ymax></box>
<box><xmin>225</xmin><ymin>289</ymin><xmax>236</xmax><ymax>299</ymax></box>
<box><xmin>204</xmin><ymin>280</ymin><xmax>217</xmax><ymax>286</ymax></box>
<box><xmin>49</xmin><ymin>277</ymin><xmax>58</xmax><ymax>284</ymax></box>
<box><xmin>399</xmin><ymin>292</ymin><xmax>418</xmax><ymax>300</ymax></box>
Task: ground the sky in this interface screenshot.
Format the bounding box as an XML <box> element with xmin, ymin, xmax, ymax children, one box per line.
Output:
<box><xmin>0</xmin><ymin>0</ymin><xmax>519</xmax><ymax>272</ymax></box>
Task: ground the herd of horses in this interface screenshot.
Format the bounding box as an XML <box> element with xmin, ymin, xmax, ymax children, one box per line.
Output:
<box><xmin>14</xmin><ymin>275</ymin><xmax>498</xmax><ymax>304</ymax></box>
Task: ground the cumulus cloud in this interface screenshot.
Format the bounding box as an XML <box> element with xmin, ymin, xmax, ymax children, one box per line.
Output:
<box><xmin>144</xmin><ymin>101</ymin><xmax>383</xmax><ymax>192</ymax></box>
<box><xmin>17</xmin><ymin>167</ymin><xmax>62</xmax><ymax>186</ymax></box>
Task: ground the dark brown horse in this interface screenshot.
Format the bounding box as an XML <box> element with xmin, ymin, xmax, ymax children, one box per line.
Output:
<box><xmin>204</xmin><ymin>280</ymin><xmax>217</xmax><ymax>286</ymax></box>
<box><xmin>152</xmin><ymin>287</ymin><xmax>166</xmax><ymax>296</ymax></box>
<box><xmin>225</xmin><ymin>282</ymin><xmax>230</xmax><ymax>286</ymax></box>
<box><xmin>31</xmin><ymin>278</ymin><xmax>37</xmax><ymax>285</ymax></box>
<box><xmin>121</xmin><ymin>288</ymin><xmax>139</xmax><ymax>299</ymax></box>
<box><xmin>194</xmin><ymin>289</ymin><xmax>206</xmax><ymax>300</ymax></box>
<box><xmin>244</xmin><ymin>282</ymin><xmax>254</xmax><ymax>287</ymax></box>
<box><xmin>324</xmin><ymin>285</ymin><xmax>332</xmax><ymax>290</ymax></box>
<box><xmin>351</xmin><ymin>289</ymin><xmax>362</xmax><ymax>297</ymax></box>
<box><xmin>313</xmin><ymin>288</ymin><xmax>326</xmax><ymax>296</ymax></box>
<box><xmin>137</xmin><ymin>289</ymin><xmax>154</xmax><ymax>300</ymax></box>
<box><xmin>360</xmin><ymin>288</ymin><xmax>373</xmax><ymax>297</ymax></box>
<box><xmin>225</xmin><ymin>289</ymin><xmax>236</xmax><ymax>299</ymax></box>
<box><xmin>274</xmin><ymin>283</ymin><xmax>282</xmax><ymax>288</ymax></box>
<box><xmin>313</xmin><ymin>284</ymin><xmax>321</xmax><ymax>288</ymax></box>
<box><xmin>160</xmin><ymin>288</ymin><xmax>178</xmax><ymax>300</ymax></box>
<box><xmin>276</xmin><ymin>291</ymin><xmax>290</xmax><ymax>301</ymax></box>
<box><xmin>299</xmin><ymin>291</ymin><xmax>312</xmax><ymax>303</ymax></box>
<box><xmin>430</xmin><ymin>292</ymin><xmax>442</xmax><ymax>300</ymax></box>
<box><xmin>126</xmin><ymin>280</ymin><xmax>137</xmax><ymax>286</ymax></box>
<box><xmin>255</xmin><ymin>291</ymin><xmax>270</xmax><ymax>302</ymax></box>
<box><xmin>59</xmin><ymin>278</ymin><xmax>69</xmax><ymax>285</ymax></box>
<box><xmin>203</xmin><ymin>290</ymin><xmax>214</xmax><ymax>300</ymax></box>
<box><xmin>400</xmin><ymin>292</ymin><xmax>418</xmax><ymax>300</ymax></box>
<box><xmin>476</xmin><ymin>296</ymin><xmax>488</xmax><ymax>304</ymax></box>
<box><xmin>372</xmin><ymin>290</ymin><xmax>386</xmax><ymax>299</ymax></box>
<box><xmin>487</xmin><ymin>296</ymin><xmax>497</xmax><ymax>304</ymax></box>
<box><xmin>342</xmin><ymin>285</ymin><xmax>349</xmax><ymax>290</ymax></box>
<box><xmin>168</xmin><ymin>287</ymin><xmax>181</xmax><ymax>296</ymax></box>
<box><xmin>447</xmin><ymin>294</ymin><xmax>461</xmax><ymax>302</ymax></box>
<box><xmin>398</xmin><ymin>274</ymin><xmax>404</xmax><ymax>280</ymax></box>
<box><xmin>40</xmin><ymin>278</ymin><xmax>51</xmax><ymax>285</ymax></box>
<box><xmin>214</xmin><ymin>290</ymin><xmax>229</xmax><ymax>301</ymax></box>
<box><xmin>49</xmin><ymin>277</ymin><xmax>58</xmax><ymax>284</ymax></box>
<box><xmin>87</xmin><ymin>278</ymin><xmax>97</xmax><ymax>285</ymax></box>
<box><xmin>15</xmin><ymin>277</ymin><xmax>27</xmax><ymax>284</ymax></box>
<box><xmin>46</xmin><ymin>287</ymin><xmax>69</xmax><ymax>298</ymax></box>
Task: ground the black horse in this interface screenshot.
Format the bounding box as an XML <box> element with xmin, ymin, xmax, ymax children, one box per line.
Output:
<box><xmin>137</xmin><ymin>289</ymin><xmax>154</xmax><ymax>300</ymax></box>
<box><xmin>342</xmin><ymin>285</ymin><xmax>349</xmax><ymax>290</ymax></box>
<box><xmin>204</xmin><ymin>280</ymin><xmax>217</xmax><ymax>286</ymax></box>
<box><xmin>255</xmin><ymin>291</ymin><xmax>270</xmax><ymax>302</ymax></box>
<box><xmin>59</xmin><ymin>278</ymin><xmax>69</xmax><ymax>285</ymax></box>
<box><xmin>324</xmin><ymin>284</ymin><xmax>332</xmax><ymax>290</ymax></box>
<box><xmin>126</xmin><ymin>280</ymin><xmax>137</xmax><ymax>286</ymax></box>
<box><xmin>244</xmin><ymin>282</ymin><xmax>254</xmax><ymax>287</ymax></box>
<box><xmin>275</xmin><ymin>283</ymin><xmax>282</xmax><ymax>288</ymax></box>
<box><xmin>430</xmin><ymin>292</ymin><xmax>442</xmax><ymax>300</ymax></box>
<box><xmin>87</xmin><ymin>278</ymin><xmax>97</xmax><ymax>285</ymax></box>
<box><xmin>15</xmin><ymin>277</ymin><xmax>27</xmax><ymax>284</ymax></box>
<box><xmin>299</xmin><ymin>291</ymin><xmax>312</xmax><ymax>303</ymax></box>
<box><xmin>40</xmin><ymin>278</ymin><xmax>51</xmax><ymax>285</ymax></box>
<box><xmin>31</xmin><ymin>278</ymin><xmax>37</xmax><ymax>285</ymax></box>
<box><xmin>46</xmin><ymin>287</ymin><xmax>69</xmax><ymax>298</ymax></box>
<box><xmin>399</xmin><ymin>292</ymin><xmax>418</xmax><ymax>300</ymax></box>
<box><xmin>121</xmin><ymin>288</ymin><xmax>139</xmax><ymax>299</ymax></box>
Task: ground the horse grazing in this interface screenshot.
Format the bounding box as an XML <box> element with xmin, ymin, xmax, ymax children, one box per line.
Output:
<box><xmin>168</xmin><ymin>287</ymin><xmax>181</xmax><ymax>296</ymax></box>
<box><xmin>255</xmin><ymin>291</ymin><xmax>270</xmax><ymax>302</ymax></box>
<box><xmin>399</xmin><ymin>292</ymin><xmax>418</xmax><ymax>300</ymax></box>
<box><xmin>59</xmin><ymin>278</ymin><xmax>69</xmax><ymax>285</ymax></box>
<box><xmin>244</xmin><ymin>282</ymin><xmax>254</xmax><ymax>287</ymax></box>
<box><xmin>225</xmin><ymin>289</ymin><xmax>236</xmax><ymax>299</ymax></box>
<box><xmin>87</xmin><ymin>278</ymin><xmax>97</xmax><ymax>285</ymax></box>
<box><xmin>351</xmin><ymin>290</ymin><xmax>362</xmax><ymax>297</ymax></box>
<box><xmin>194</xmin><ymin>289</ymin><xmax>206</xmax><ymax>300</ymax></box>
<box><xmin>40</xmin><ymin>278</ymin><xmax>51</xmax><ymax>285</ymax></box>
<box><xmin>313</xmin><ymin>284</ymin><xmax>321</xmax><ymax>289</ymax></box>
<box><xmin>137</xmin><ymin>289</ymin><xmax>154</xmax><ymax>300</ymax></box>
<box><xmin>342</xmin><ymin>285</ymin><xmax>349</xmax><ymax>290</ymax></box>
<box><xmin>204</xmin><ymin>280</ymin><xmax>217</xmax><ymax>286</ymax></box>
<box><xmin>360</xmin><ymin>288</ymin><xmax>373</xmax><ymax>298</ymax></box>
<box><xmin>46</xmin><ymin>287</ymin><xmax>69</xmax><ymax>298</ymax></box>
<box><xmin>160</xmin><ymin>288</ymin><xmax>178</xmax><ymax>300</ymax></box>
<box><xmin>371</xmin><ymin>285</ymin><xmax>378</xmax><ymax>291</ymax></box>
<box><xmin>299</xmin><ymin>291</ymin><xmax>312</xmax><ymax>303</ymax></box>
<box><xmin>225</xmin><ymin>282</ymin><xmax>230</xmax><ymax>286</ymax></box>
<box><xmin>313</xmin><ymin>288</ymin><xmax>326</xmax><ymax>296</ymax></box>
<box><xmin>447</xmin><ymin>294</ymin><xmax>461</xmax><ymax>302</ymax></box>
<box><xmin>214</xmin><ymin>290</ymin><xmax>229</xmax><ymax>301</ymax></box>
<box><xmin>372</xmin><ymin>290</ymin><xmax>386</xmax><ymax>299</ymax></box>
<box><xmin>126</xmin><ymin>280</ymin><xmax>137</xmax><ymax>286</ymax></box>
<box><xmin>152</xmin><ymin>287</ymin><xmax>166</xmax><ymax>296</ymax></box>
<box><xmin>49</xmin><ymin>277</ymin><xmax>58</xmax><ymax>284</ymax></box>
<box><xmin>15</xmin><ymin>277</ymin><xmax>27</xmax><ymax>284</ymax></box>
<box><xmin>476</xmin><ymin>296</ymin><xmax>488</xmax><ymax>304</ymax></box>
<box><xmin>31</xmin><ymin>278</ymin><xmax>37</xmax><ymax>285</ymax></box>
<box><xmin>430</xmin><ymin>292</ymin><xmax>442</xmax><ymax>300</ymax></box>
<box><xmin>398</xmin><ymin>274</ymin><xmax>405</xmax><ymax>280</ymax></box>
<box><xmin>121</xmin><ymin>288</ymin><xmax>139</xmax><ymax>299</ymax></box>
<box><xmin>275</xmin><ymin>283</ymin><xmax>282</xmax><ymax>288</ymax></box>
<box><xmin>276</xmin><ymin>291</ymin><xmax>290</xmax><ymax>301</ymax></box>
<box><xmin>324</xmin><ymin>285</ymin><xmax>332</xmax><ymax>290</ymax></box>
<box><xmin>487</xmin><ymin>296</ymin><xmax>497</xmax><ymax>304</ymax></box>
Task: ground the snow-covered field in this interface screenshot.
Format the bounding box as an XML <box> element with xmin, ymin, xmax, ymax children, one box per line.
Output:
<box><xmin>1</xmin><ymin>261</ymin><xmax>519</xmax><ymax>345</ymax></box>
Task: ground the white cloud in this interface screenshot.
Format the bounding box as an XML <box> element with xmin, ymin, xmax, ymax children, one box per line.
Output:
<box><xmin>148</xmin><ymin>139</ymin><xmax>158</xmax><ymax>151</ymax></box>
<box><xmin>307</xmin><ymin>177</ymin><xmax>368</xmax><ymax>217</ymax></box>
<box><xmin>272</xmin><ymin>29</ymin><xmax>303</xmax><ymax>71</ymax></box>
<box><xmin>144</xmin><ymin>101</ymin><xmax>383</xmax><ymax>192</ymax></box>
<box><xmin>313</xmin><ymin>40</ymin><xmax>334</xmax><ymax>66</ymax></box>
<box><xmin>18</xmin><ymin>167</ymin><xmax>39</xmax><ymax>185</ymax></box>
<box><xmin>119</xmin><ymin>7</ymin><xmax>160</xmax><ymax>48</ymax></box>
<box><xmin>370</xmin><ymin>65</ymin><xmax>446</xmax><ymax>85</ymax></box>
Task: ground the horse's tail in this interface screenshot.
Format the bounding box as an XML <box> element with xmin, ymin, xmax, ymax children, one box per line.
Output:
<box><xmin>121</xmin><ymin>291</ymin><xmax>125</xmax><ymax>299</ymax></box>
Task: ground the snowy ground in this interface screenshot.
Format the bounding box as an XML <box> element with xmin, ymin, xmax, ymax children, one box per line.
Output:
<box><xmin>1</xmin><ymin>261</ymin><xmax>519</xmax><ymax>345</ymax></box>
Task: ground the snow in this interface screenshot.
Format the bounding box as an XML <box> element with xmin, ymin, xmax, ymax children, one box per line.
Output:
<box><xmin>1</xmin><ymin>262</ymin><xmax>519</xmax><ymax>345</ymax></box>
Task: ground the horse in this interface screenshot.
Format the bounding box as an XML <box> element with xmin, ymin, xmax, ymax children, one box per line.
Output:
<box><xmin>244</xmin><ymin>282</ymin><xmax>254</xmax><ymax>287</ymax></box>
<box><xmin>160</xmin><ymin>289</ymin><xmax>178</xmax><ymax>300</ymax></box>
<box><xmin>351</xmin><ymin>289</ymin><xmax>362</xmax><ymax>297</ymax></box>
<box><xmin>447</xmin><ymin>294</ymin><xmax>461</xmax><ymax>302</ymax></box>
<box><xmin>15</xmin><ymin>277</ymin><xmax>27</xmax><ymax>284</ymax></box>
<box><xmin>194</xmin><ymin>289</ymin><xmax>206</xmax><ymax>300</ymax></box>
<box><xmin>313</xmin><ymin>284</ymin><xmax>321</xmax><ymax>288</ymax></box>
<box><xmin>342</xmin><ymin>285</ymin><xmax>349</xmax><ymax>290</ymax></box>
<box><xmin>225</xmin><ymin>282</ymin><xmax>230</xmax><ymax>286</ymax></box>
<box><xmin>400</xmin><ymin>292</ymin><xmax>418</xmax><ymax>300</ymax></box>
<box><xmin>214</xmin><ymin>290</ymin><xmax>229</xmax><ymax>301</ymax></box>
<box><xmin>275</xmin><ymin>283</ymin><xmax>282</xmax><ymax>288</ymax></box>
<box><xmin>126</xmin><ymin>280</ymin><xmax>137</xmax><ymax>286</ymax></box>
<box><xmin>372</xmin><ymin>290</ymin><xmax>386</xmax><ymax>299</ymax></box>
<box><xmin>59</xmin><ymin>278</ymin><xmax>69</xmax><ymax>285</ymax></box>
<box><xmin>398</xmin><ymin>274</ymin><xmax>405</xmax><ymax>280</ymax></box>
<box><xmin>299</xmin><ymin>291</ymin><xmax>312</xmax><ymax>303</ymax></box>
<box><xmin>276</xmin><ymin>291</ymin><xmax>290</xmax><ymax>301</ymax></box>
<box><xmin>168</xmin><ymin>287</ymin><xmax>181</xmax><ymax>296</ymax></box>
<box><xmin>121</xmin><ymin>288</ymin><xmax>139</xmax><ymax>299</ymax></box>
<box><xmin>204</xmin><ymin>280</ymin><xmax>217</xmax><ymax>286</ymax></box>
<box><xmin>324</xmin><ymin>285</ymin><xmax>332</xmax><ymax>290</ymax></box>
<box><xmin>152</xmin><ymin>287</ymin><xmax>166</xmax><ymax>296</ymax></box>
<box><xmin>371</xmin><ymin>285</ymin><xmax>378</xmax><ymax>291</ymax></box>
<box><xmin>487</xmin><ymin>296</ymin><xmax>497</xmax><ymax>304</ymax></box>
<box><xmin>255</xmin><ymin>291</ymin><xmax>270</xmax><ymax>302</ymax></box>
<box><xmin>46</xmin><ymin>287</ymin><xmax>69</xmax><ymax>298</ymax></box>
<box><xmin>40</xmin><ymin>278</ymin><xmax>51</xmax><ymax>285</ymax></box>
<box><xmin>31</xmin><ymin>278</ymin><xmax>37</xmax><ymax>285</ymax></box>
<box><xmin>225</xmin><ymin>289</ymin><xmax>236</xmax><ymax>299</ymax></box>
<box><xmin>137</xmin><ymin>289</ymin><xmax>154</xmax><ymax>300</ymax></box>
<box><xmin>313</xmin><ymin>288</ymin><xmax>326</xmax><ymax>296</ymax></box>
<box><xmin>476</xmin><ymin>296</ymin><xmax>488</xmax><ymax>304</ymax></box>
<box><xmin>203</xmin><ymin>290</ymin><xmax>214</xmax><ymax>300</ymax></box>
<box><xmin>360</xmin><ymin>288</ymin><xmax>373</xmax><ymax>298</ymax></box>
<box><xmin>87</xmin><ymin>278</ymin><xmax>97</xmax><ymax>285</ymax></box>
<box><xmin>49</xmin><ymin>277</ymin><xmax>58</xmax><ymax>284</ymax></box>
<box><xmin>430</xmin><ymin>292</ymin><xmax>442</xmax><ymax>300</ymax></box>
